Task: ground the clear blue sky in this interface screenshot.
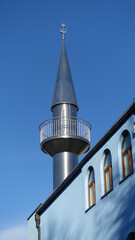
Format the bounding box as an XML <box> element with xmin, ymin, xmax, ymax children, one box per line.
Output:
<box><xmin>0</xmin><ymin>0</ymin><xmax>135</xmax><ymax>239</ymax></box>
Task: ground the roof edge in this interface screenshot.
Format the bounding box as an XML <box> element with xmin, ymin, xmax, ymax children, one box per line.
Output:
<box><xmin>27</xmin><ymin>203</ymin><xmax>42</xmax><ymax>220</ymax></box>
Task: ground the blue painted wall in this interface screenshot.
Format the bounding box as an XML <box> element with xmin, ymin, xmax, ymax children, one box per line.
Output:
<box><xmin>28</xmin><ymin>214</ymin><xmax>38</xmax><ymax>240</ymax></box>
<box><xmin>28</xmin><ymin>114</ymin><xmax>135</xmax><ymax>240</ymax></box>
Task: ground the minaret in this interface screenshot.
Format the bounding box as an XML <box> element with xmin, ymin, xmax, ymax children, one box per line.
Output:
<box><xmin>40</xmin><ymin>24</ymin><xmax>91</xmax><ymax>190</ymax></box>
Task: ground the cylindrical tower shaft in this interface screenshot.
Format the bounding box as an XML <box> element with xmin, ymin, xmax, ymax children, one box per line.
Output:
<box><xmin>52</xmin><ymin>103</ymin><xmax>78</xmax><ymax>189</ymax></box>
<box><xmin>53</xmin><ymin>152</ymin><xmax>78</xmax><ymax>189</ymax></box>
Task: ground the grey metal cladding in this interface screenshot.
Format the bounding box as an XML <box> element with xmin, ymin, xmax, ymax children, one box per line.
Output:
<box><xmin>51</xmin><ymin>41</ymin><xmax>79</xmax><ymax>111</ymax></box>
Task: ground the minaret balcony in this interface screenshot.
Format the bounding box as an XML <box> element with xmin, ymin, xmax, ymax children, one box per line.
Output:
<box><xmin>39</xmin><ymin>117</ymin><xmax>91</xmax><ymax>156</ymax></box>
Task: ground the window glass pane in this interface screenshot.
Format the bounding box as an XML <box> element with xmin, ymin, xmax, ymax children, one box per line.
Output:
<box><xmin>106</xmin><ymin>171</ymin><xmax>111</xmax><ymax>192</ymax></box>
<box><xmin>90</xmin><ymin>185</ymin><xmax>94</xmax><ymax>206</ymax></box>
<box><xmin>89</xmin><ymin>168</ymin><xmax>95</xmax><ymax>182</ymax></box>
<box><xmin>105</xmin><ymin>152</ymin><xmax>111</xmax><ymax>168</ymax></box>
<box><xmin>124</xmin><ymin>153</ymin><xmax>130</xmax><ymax>176</ymax></box>
<box><xmin>123</xmin><ymin>133</ymin><xmax>131</xmax><ymax>150</ymax></box>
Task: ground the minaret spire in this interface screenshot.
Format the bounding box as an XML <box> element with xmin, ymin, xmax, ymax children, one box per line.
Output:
<box><xmin>51</xmin><ymin>24</ymin><xmax>79</xmax><ymax>111</ymax></box>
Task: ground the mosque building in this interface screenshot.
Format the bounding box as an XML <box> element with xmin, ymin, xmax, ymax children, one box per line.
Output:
<box><xmin>28</xmin><ymin>24</ymin><xmax>135</xmax><ymax>240</ymax></box>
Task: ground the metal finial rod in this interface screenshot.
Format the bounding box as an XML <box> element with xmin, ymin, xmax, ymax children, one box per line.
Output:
<box><xmin>60</xmin><ymin>23</ymin><xmax>67</xmax><ymax>40</ymax></box>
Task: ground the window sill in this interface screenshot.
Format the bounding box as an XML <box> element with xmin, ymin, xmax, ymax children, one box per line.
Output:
<box><xmin>101</xmin><ymin>188</ymin><xmax>113</xmax><ymax>200</ymax></box>
<box><xmin>119</xmin><ymin>171</ymin><xmax>133</xmax><ymax>185</ymax></box>
<box><xmin>85</xmin><ymin>203</ymin><xmax>96</xmax><ymax>213</ymax></box>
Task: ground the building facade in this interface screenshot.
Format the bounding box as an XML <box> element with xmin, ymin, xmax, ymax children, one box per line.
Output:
<box><xmin>28</xmin><ymin>26</ymin><xmax>135</xmax><ymax>240</ymax></box>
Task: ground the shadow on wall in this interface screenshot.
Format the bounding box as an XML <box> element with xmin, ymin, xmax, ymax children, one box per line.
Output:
<box><xmin>42</xmin><ymin>214</ymin><xmax>84</xmax><ymax>240</ymax></box>
<box><xmin>94</xmin><ymin>173</ymin><xmax>135</xmax><ymax>240</ymax></box>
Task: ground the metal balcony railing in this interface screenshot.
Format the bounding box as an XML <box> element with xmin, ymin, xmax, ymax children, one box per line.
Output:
<box><xmin>39</xmin><ymin>117</ymin><xmax>91</xmax><ymax>144</ymax></box>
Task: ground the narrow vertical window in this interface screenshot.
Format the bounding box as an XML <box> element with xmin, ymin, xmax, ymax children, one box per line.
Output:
<box><xmin>122</xmin><ymin>131</ymin><xmax>133</xmax><ymax>179</ymax></box>
<box><xmin>104</xmin><ymin>150</ymin><xmax>113</xmax><ymax>194</ymax></box>
<box><xmin>88</xmin><ymin>167</ymin><xmax>96</xmax><ymax>208</ymax></box>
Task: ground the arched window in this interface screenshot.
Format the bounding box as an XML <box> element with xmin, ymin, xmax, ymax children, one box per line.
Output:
<box><xmin>122</xmin><ymin>131</ymin><xmax>133</xmax><ymax>179</ymax></box>
<box><xmin>104</xmin><ymin>150</ymin><xmax>113</xmax><ymax>194</ymax></box>
<box><xmin>88</xmin><ymin>167</ymin><xmax>96</xmax><ymax>208</ymax></box>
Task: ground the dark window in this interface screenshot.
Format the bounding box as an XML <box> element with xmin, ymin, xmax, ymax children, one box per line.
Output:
<box><xmin>126</xmin><ymin>232</ymin><xmax>135</xmax><ymax>240</ymax></box>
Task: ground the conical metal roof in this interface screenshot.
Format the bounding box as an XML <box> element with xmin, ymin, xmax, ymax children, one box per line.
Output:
<box><xmin>51</xmin><ymin>40</ymin><xmax>79</xmax><ymax>111</ymax></box>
